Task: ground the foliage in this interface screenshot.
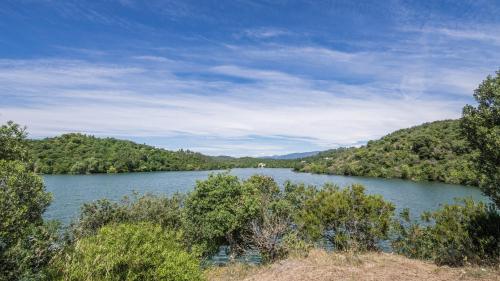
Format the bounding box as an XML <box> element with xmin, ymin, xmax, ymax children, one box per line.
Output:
<box><xmin>29</xmin><ymin>133</ymin><xmax>232</xmax><ymax>174</ymax></box>
<box><xmin>392</xmin><ymin>199</ymin><xmax>500</xmax><ymax>266</ymax></box>
<box><xmin>1</xmin><ymin>222</ymin><xmax>61</xmax><ymax>281</ymax></box>
<box><xmin>0</xmin><ymin>121</ymin><xmax>56</xmax><ymax>281</ymax></box>
<box><xmin>241</xmin><ymin>176</ymin><xmax>292</xmax><ymax>263</ymax></box>
<box><xmin>0</xmin><ymin>121</ymin><xmax>29</xmax><ymax>162</ymax></box>
<box><xmin>462</xmin><ymin>70</ymin><xmax>500</xmax><ymax>207</ymax></box>
<box><xmin>0</xmin><ymin>160</ymin><xmax>52</xmax><ymax>245</ymax></box>
<box><xmin>182</xmin><ymin>173</ymin><xmax>262</xmax><ymax>257</ymax></box>
<box><xmin>28</xmin><ymin>133</ymin><xmax>295</xmax><ymax>174</ymax></box>
<box><xmin>59</xmin><ymin>223</ymin><xmax>204</xmax><ymax>281</ymax></box>
<box><xmin>280</xmin><ymin>231</ymin><xmax>313</xmax><ymax>259</ymax></box>
<box><xmin>297</xmin><ymin>184</ymin><xmax>395</xmax><ymax>251</ymax></box>
<box><xmin>70</xmin><ymin>193</ymin><xmax>184</xmax><ymax>240</ymax></box>
<box><xmin>296</xmin><ymin>120</ymin><xmax>479</xmax><ymax>186</ymax></box>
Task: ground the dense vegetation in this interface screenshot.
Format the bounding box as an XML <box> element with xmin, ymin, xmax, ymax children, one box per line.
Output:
<box><xmin>295</xmin><ymin>119</ymin><xmax>479</xmax><ymax>186</ymax></box>
<box><xmin>1</xmin><ymin>72</ymin><xmax>498</xmax><ymax>279</ymax></box>
<box><xmin>0</xmin><ymin>119</ymin><xmax>499</xmax><ymax>280</ymax></box>
<box><xmin>58</xmin><ymin>223</ymin><xmax>203</xmax><ymax>281</ymax></box>
<box><xmin>28</xmin><ymin>133</ymin><xmax>294</xmax><ymax>174</ymax></box>
<box><xmin>28</xmin><ymin>133</ymin><xmax>231</xmax><ymax>174</ymax></box>
<box><xmin>0</xmin><ymin>122</ymin><xmax>58</xmax><ymax>280</ymax></box>
<box><xmin>462</xmin><ymin>70</ymin><xmax>500</xmax><ymax>207</ymax></box>
<box><xmin>393</xmin><ymin>199</ymin><xmax>499</xmax><ymax>266</ymax></box>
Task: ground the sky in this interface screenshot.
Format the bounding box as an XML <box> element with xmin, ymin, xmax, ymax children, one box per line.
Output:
<box><xmin>0</xmin><ymin>1</ymin><xmax>499</xmax><ymax>157</ymax></box>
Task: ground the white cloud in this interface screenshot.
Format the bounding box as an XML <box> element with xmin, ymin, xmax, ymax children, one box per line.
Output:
<box><xmin>0</xmin><ymin>57</ymin><xmax>465</xmax><ymax>156</ymax></box>
<box><xmin>240</xmin><ymin>28</ymin><xmax>291</xmax><ymax>39</ymax></box>
<box><xmin>420</xmin><ymin>27</ymin><xmax>500</xmax><ymax>45</ymax></box>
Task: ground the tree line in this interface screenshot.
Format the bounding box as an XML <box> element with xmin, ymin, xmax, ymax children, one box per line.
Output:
<box><xmin>28</xmin><ymin>133</ymin><xmax>294</xmax><ymax>174</ymax></box>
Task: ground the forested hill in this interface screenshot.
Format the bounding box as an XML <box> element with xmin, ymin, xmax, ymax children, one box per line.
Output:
<box><xmin>27</xmin><ymin>119</ymin><xmax>479</xmax><ymax>183</ymax></box>
<box><xmin>294</xmin><ymin>119</ymin><xmax>479</xmax><ymax>186</ymax></box>
<box><xmin>28</xmin><ymin>133</ymin><xmax>294</xmax><ymax>174</ymax></box>
<box><xmin>28</xmin><ymin>133</ymin><xmax>233</xmax><ymax>174</ymax></box>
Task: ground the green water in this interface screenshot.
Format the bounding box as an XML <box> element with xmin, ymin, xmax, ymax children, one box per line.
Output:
<box><xmin>43</xmin><ymin>168</ymin><xmax>487</xmax><ymax>224</ymax></box>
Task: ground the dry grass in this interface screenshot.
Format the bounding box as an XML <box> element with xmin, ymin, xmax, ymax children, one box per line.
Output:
<box><xmin>205</xmin><ymin>249</ymin><xmax>500</xmax><ymax>281</ymax></box>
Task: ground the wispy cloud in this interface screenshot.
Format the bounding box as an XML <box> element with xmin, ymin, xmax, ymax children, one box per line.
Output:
<box><xmin>413</xmin><ymin>26</ymin><xmax>500</xmax><ymax>46</ymax></box>
<box><xmin>0</xmin><ymin>55</ymin><xmax>465</xmax><ymax>156</ymax></box>
<box><xmin>1</xmin><ymin>1</ymin><xmax>499</xmax><ymax>156</ymax></box>
<box><xmin>239</xmin><ymin>27</ymin><xmax>291</xmax><ymax>39</ymax></box>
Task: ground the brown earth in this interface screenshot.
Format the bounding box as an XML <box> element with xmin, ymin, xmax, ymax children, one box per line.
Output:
<box><xmin>205</xmin><ymin>249</ymin><xmax>500</xmax><ymax>281</ymax></box>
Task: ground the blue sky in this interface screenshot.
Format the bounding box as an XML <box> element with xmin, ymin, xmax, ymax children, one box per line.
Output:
<box><xmin>1</xmin><ymin>0</ymin><xmax>499</xmax><ymax>156</ymax></box>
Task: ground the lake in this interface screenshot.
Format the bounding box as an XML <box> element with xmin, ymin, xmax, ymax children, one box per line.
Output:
<box><xmin>43</xmin><ymin>168</ymin><xmax>487</xmax><ymax>225</ymax></box>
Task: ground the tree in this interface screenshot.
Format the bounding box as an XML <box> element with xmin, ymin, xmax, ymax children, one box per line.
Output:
<box><xmin>242</xmin><ymin>176</ymin><xmax>292</xmax><ymax>263</ymax></box>
<box><xmin>462</xmin><ymin>70</ymin><xmax>500</xmax><ymax>207</ymax></box>
<box><xmin>0</xmin><ymin>121</ymin><xmax>54</xmax><ymax>280</ymax></box>
<box><xmin>182</xmin><ymin>173</ymin><xmax>261</xmax><ymax>257</ymax></box>
<box><xmin>0</xmin><ymin>161</ymin><xmax>52</xmax><ymax>245</ymax></box>
<box><xmin>0</xmin><ymin>121</ymin><xmax>28</xmax><ymax>162</ymax></box>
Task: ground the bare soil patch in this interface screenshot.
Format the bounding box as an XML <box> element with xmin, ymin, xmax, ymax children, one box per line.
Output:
<box><xmin>205</xmin><ymin>249</ymin><xmax>500</xmax><ymax>281</ymax></box>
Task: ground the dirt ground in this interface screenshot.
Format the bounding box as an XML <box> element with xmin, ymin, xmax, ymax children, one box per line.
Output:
<box><xmin>205</xmin><ymin>249</ymin><xmax>500</xmax><ymax>281</ymax></box>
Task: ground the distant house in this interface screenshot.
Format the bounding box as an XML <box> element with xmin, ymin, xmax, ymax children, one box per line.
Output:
<box><xmin>300</xmin><ymin>160</ymin><xmax>307</xmax><ymax>163</ymax></box>
<box><xmin>324</xmin><ymin>157</ymin><xmax>332</xmax><ymax>160</ymax></box>
<box><xmin>258</xmin><ymin>162</ymin><xmax>266</xmax><ymax>168</ymax></box>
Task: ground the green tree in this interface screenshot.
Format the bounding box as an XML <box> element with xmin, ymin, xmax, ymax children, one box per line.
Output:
<box><xmin>0</xmin><ymin>121</ymin><xmax>55</xmax><ymax>280</ymax></box>
<box><xmin>0</xmin><ymin>161</ymin><xmax>52</xmax><ymax>245</ymax></box>
<box><xmin>0</xmin><ymin>121</ymin><xmax>28</xmax><ymax>162</ymax></box>
<box><xmin>59</xmin><ymin>223</ymin><xmax>203</xmax><ymax>281</ymax></box>
<box><xmin>182</xmin><ymin>173</ymin><xmax>261</xmax><ymax>257</ymax></box>
<box><xmin>462</xmin><ymin>70</ymin><xmax>500</xmax><ymax>207</ymax></box>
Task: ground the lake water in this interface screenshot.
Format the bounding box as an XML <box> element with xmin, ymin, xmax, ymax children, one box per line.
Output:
<box><xmin>43</xmin><ymin>168</ymin><xmax>487</xmax><ymax>224</ymax></box>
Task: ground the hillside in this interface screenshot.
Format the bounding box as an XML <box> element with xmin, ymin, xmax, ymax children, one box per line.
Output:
<box><xmin>28</xmin><ymin>133</ymin><xmax>294</xmax><ymax>174</ymax></box>
<box><xmin>206</xmin><ymin>249</ymin><xmax>499</xmax><ymax>281</ymax></box>
<box><xmin>262</xmin><ymin>151</ymin><xmax>320</xmax><ymax>160</ymax></box>
<box><xmin>28</xmin><ymin>133</ymin><xmax>234</xmax><ymax>174</ymax></box>
<box><xmin>295</xmin><ymin>119</ymin><xmax>479</xmax><ymax>186</ymax></box>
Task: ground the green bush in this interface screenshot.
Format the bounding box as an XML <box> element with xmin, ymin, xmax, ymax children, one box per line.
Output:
<box><xmin>0</xmin><ymin>160</ymin><xmax>52</xmax><ymax>245</ymax></box>
<box><xmin>0</xmin><ymin>121</ymin><xmax>57</xmax><ymax>281</ymax></box>
<box><xmin>60</xmin><ymin>223</ymin><xmax>203</xmax><ymax>281</ymax></box>
<box><xmin>182</xmin><ymin>173</ymin><xmax>261</xmax><ymax>257</ymax></box>
<box><xmin>297</xmin><ymin>184</ymin><xmax>395</xmax><ymax>251</ymax></box>
<box><xmin>392</xmin><ymin>199</ymin><xmax>500</xmax><ymax>266</ymax></box>
<box><xmin>1</xmin><ymin>222</ymin><xmax>61</xmax><ymax>281</ymax></box>
<box><xmin>70</xmin><ymin>193</ymin><xmax>184</xmax><ymax>240</ymax></box>
<box><xmin>241</xmin><ymin>176</ymin><xmax>292</xmax><ymax>263</ymax></box>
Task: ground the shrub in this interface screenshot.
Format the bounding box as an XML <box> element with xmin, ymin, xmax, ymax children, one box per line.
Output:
<box><xmin>70</xmin><ymin>193</ymin><xmax>185</xmax><ymax>240</ymax></box>
<box><xmin>69</xmin><ymin>198</ymin><xmax>128</xmax><ymax>239</ymax></box>
<box><xmin>127</xmin><ymin>193</ymin><xmax>185</xmax><ymax>230</ymax></box>
<box><xmin>182</xmin><ymin>173</ymin><xmax>261</xmax><ymax>257</ymax></box>
<box><xmin>60</xmin><ymin>223</ymin><xmax>204</xmax><ymax>281</ymax></box>
<box><xmin>392</xmin><ymin>199</ymin><xmax>500</xmax><ymax>266</ymax></box>
<box><xmin>0</xmin><ymin>160</ymin><xmax>54</xmax><ymax>280</ymax></box>
<box><xmin>245</xmin><ymin>182</ymin><xmax>288</xmax><ymax>263</ymax></box>
<box><xmin>0</xmin><ymin>121</ymin><xmax>60</xmax><ymax>280</ymax></box>
<box><xmin>297</xmin><ymin>184</ymin><xmax>395</xmax><ymax>251</ymax></box>
<box><xmin>1</xmin><ymin>221</ymin><xmax>61</xmax><ymax>281</ymax></box>
<box><xmin>0</xmin><ymin>160</ymin><xmax>51</xmax><ymax>243</ymax></box>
